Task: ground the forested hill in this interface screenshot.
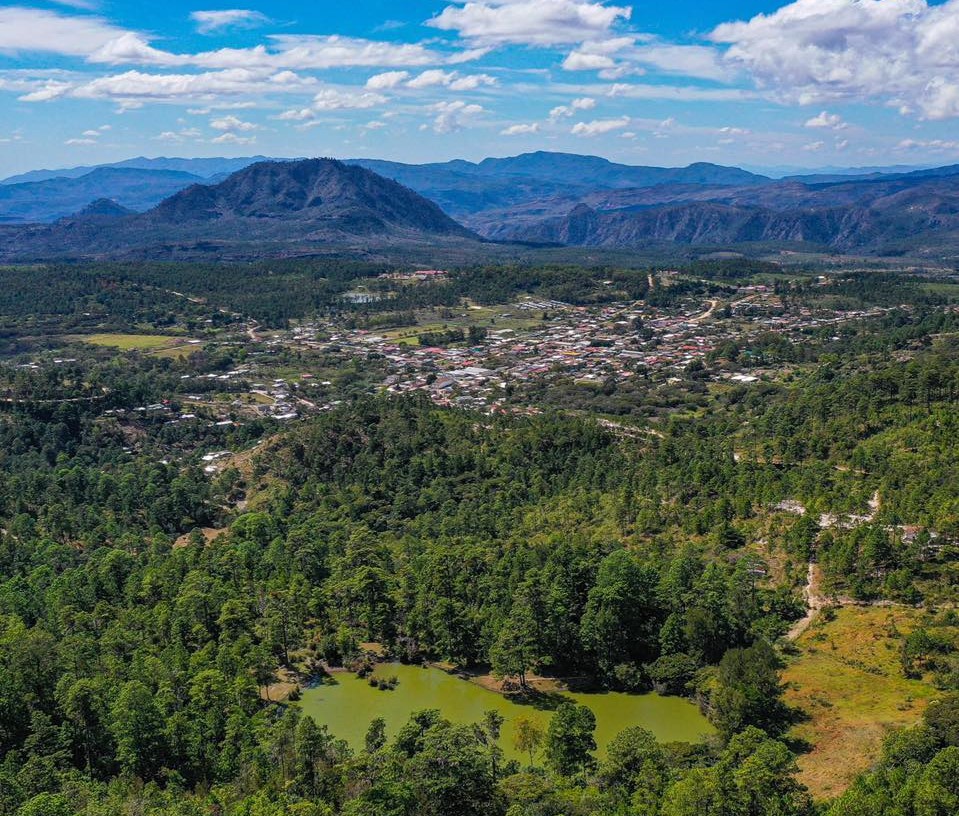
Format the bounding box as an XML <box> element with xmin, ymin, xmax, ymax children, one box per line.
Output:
<box><xmin>0</xmin><ymin>159</ymin><xmax>479</xmax><ymax>260</ymax></box>
<box><xmin>1</xmin><ymin>324</ymin><xmax>959</xmax><ymax>814</ymax></box>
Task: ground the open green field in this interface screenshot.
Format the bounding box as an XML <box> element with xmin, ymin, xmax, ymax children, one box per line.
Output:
<box><xmin>921</xmin><ymin>281</ymin><xmax>959</xmax><ymax>297</ymax></box>
<box><xmin>72</xmin><ymin>333</ymin><xmax>199</xmax><ymax>357</ymax></box>
<box><xmin>783</xmin><ymin>606</ymin><xmax>953</xmax><ymax>800</ymax></box>
<box><xmin>378</xmin><ymin>302</ymin><xmax>551</xmax><ymax>346</ymax></box>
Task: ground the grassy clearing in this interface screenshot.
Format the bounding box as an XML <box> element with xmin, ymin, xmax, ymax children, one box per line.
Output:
<box><xmin>783</xmin><ymin>606</ymin><xmax>948</xmax><ymax>800</ymax></box>
<box><xmin>73</xmin><ymin>333</ymin><xmax>200</xmax><ymax>358</ymax></box>
<box><xmin>76</xmin><ymin>333</ymin><xmax>184</xmax><ymax>350</ymax></box>
<box><xmin>921</xmin><ymin>281</ymin><xmax>959</xmax><ymax>298</ymax></box>
<box><xmin>378</xmin><ymin>303</ymin><xmax>549</xmax><ymax>346</ymax></box>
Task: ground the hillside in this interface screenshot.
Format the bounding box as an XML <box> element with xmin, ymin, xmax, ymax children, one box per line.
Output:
<box><xmin>0</xmin><ymin>155</ymin><xmax>276</xmax><ymax>186</ymax></box>
<box><xmin>482</xmin><ymin>174</ymin><xmax>959</xmax><ymax>253</ymax></box>
<box><xmin>349</xmin><ymin>152</ymin><xmax>769</xmax><ymax>220</ymax></box>
<box><xmin>0</xmin><ymin>158</ymin><xmax>479</xmax><ymax>260</ymax></box>
<box><xmin>0</xmin><ymin>167</ymin><xmax>207</xmax><ymax>223</ymax></box>
<box><xmin>8</xmin><ymin>151</ymin><xmax>959</xmax><ymax>256</ymax></box>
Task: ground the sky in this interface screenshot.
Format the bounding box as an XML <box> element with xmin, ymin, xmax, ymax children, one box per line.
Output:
<box><xmin>2</xmin><ymin>0</ymin><xmax>959</xmax><ymax>176</ymax></box>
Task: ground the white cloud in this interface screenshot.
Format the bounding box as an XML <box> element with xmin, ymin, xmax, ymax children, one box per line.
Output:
<box><xmin>190</xmin><ymin>10</ymin><xmax>269</xmax><ymax>35</ymax></box>
<box><xmin>550</xmin><ymin>97</ymin><xmax>596</xmax><ymax>121</ymax></box>
<box><xmin>211</xmin><ymin>132</ymin><xmax>256</xmax><ymax>144</ymax></box>
<box><xmin>276</xmin><ymin>88</ymin><xmax>386</xmax><ymax>123</ymax></box>
<box><xmin>210</xmin><ymin>114</ymin><xmax>258</xmax><ymax>132</ymax></box>
<box><xmin>804</xmin><ymin>110</ymin><xmax>846</xmax><ymax>129</ymax></box>
<box><xmin>366</xmin><ymin>71</ymin><xmax>409</xmax><ymax>90</ymax></box>
<box><xmin>562</xmin><ymin>36</ymin><xmax>729</xmax><ymax>81</ymax></box>
<box><xmin>32</xmin><ymin>68</ymin><xmax>320</xmax><ymax>104</ymax></box>
<box><xmin>605</xmin><ymin>82</ymin><xmax>758</xmax><ymax>102</ymax></box>
<box><xmin>276</xmin><ymin>107</ymin><xmax>315</xmax><ymax>121</ymax></box>
<box><xmin>428</xmin><ymin>0</ymin><xmax>631</xmax><ymax>46</ymax></box>
<box><xmin>898</xmin><ymin>138</ymin><xmax>959</xmax><ymax>151</ymax></box>
<box><xmin>449</xmin><ymin>73</ymin><xmax>497</xmax><ymax>91</ymax></box>
<box><xmin>501</xmin><ymin>122</ymin><xmax>540</xmax><ymax>135</ymax></box>
<box><xmin>0</xmin><ymin>7</ymin><xmax>132</xmax><ymax>56</ymax></box>
<box><xmin>154</xmin><ymin>128</ymin><xmax>202</xmax><ymax>142</ymax></box>
<box><xmin>802</xmin><ymin>140</ymin><xmax>825</xmax><ymax>152</ymax></box>
<box><xmin>87</xmin><ymin>33</ymin><xmax>445</xmax><ymax>72</ymax></box>
<box><xmin>406</xmin><ymin>69</ymin><xmax>497</xmax><ymax>90</ymax></box>
<box><xmin>429</xmin><ymin>100</ymin><xmax>484</xmax><ymax>133</ymax></box>
<box><xmin>562</xmin><ymin>51</ymin><xmax>617</xmax><ymax>71</ymax></box>
<box><xmin>629</xmin><ymin>43</ymin><xmax>731</xmax><ymax>81</ymax></box>
<box><xmin>711</xmin><ymin>0</ymin><xmax>959</xmax><ymax>120</ymax></box>
<box><xmin>65</xmin><ymin>137</ymin><xmax>96</xmax><ymax>145</ymax></box>
<box><xmin>312</xmin><ymin>88</ymin><xmax>386</xmax><ymax>110</ymax></box>
<box><xmin>571</xmin><ymin>116</ymin><xmax>630</xmax><ymax>136</ymax></box>
<box><xmin>407</xmin><ymin>69</ymin><xmax>453</xmax><ymax>89</ymax></box>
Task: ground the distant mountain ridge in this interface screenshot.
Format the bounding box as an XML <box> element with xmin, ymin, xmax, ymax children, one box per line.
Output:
<box><xmin>347</xmin><ymin>152</ymin><xmax>768</xmax><ymax>220</ymax></box>
<box><xmin>6</xmin><ymin>150</ymin><xmax>959</xmax><ymax>257</ymax></box>
<box><xmin>0</xmin><ymin>158</ymin><xmax>478</xmax><ymax>260</ymax></box>
<box><xmin>0</xmin><ymin>167</ymin><xmax>208</xmax><ymax>224</ymax></box>
<box><xmin>0</xmin><ymin>156</ymin><xmax>280</xmax><ymax>186</ymax></box>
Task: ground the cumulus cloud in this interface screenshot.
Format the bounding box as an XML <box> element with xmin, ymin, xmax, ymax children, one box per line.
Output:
<box><xmin>605</xmin><ymin>82</ymin><xmax>758</xmax><ymax>102</ymax></box>
<box><xmin>428</xmin><ymin>100</ymin><xmax>484</xmax><ymax>133</ymax></box>
<box><xmin>427</xmin><ymin>0</ymin><xmax>631</xmax><ymax>46</ymax></box>
<box><xmin>406</xmin><ymin>69</ymin><xmax>497</xmax><ymax>90</ymax></box>
<box><xmin>312</xmin><ymin>88</ymin><xmax>386</xmax><ymax>110</ymax></box>
<box><xmin>275</xmin><ymin>87</ymin><xmax>387</xmax><ymax>123</ymax></box>
<box><xmin>154</xmin><ymin>128</ymin><xmax>202</xmax><ymax>142</ymax></box>
<box><xmin>898</xmin><ymin>138</ymin><xmax>959</xmax><ymax>151</ymax></box>
<box><xmin>628</xmin><ymin>43</ymin><xmax>731</xmax><ymax>81</ymax></box>
<box><xmin>563</xmin><ymin>37</ymin><xmax>729</xmax><ymax>81</ymax></box>
<box><xmin>804</xmin><ymin>110</ymin><xmax>846</xmax><ymax>129</ymax></box>
<box><xmin>86</xmin><ymin>34</ymin><xmax>445</xmax><ymax>72</ymax></box>
<box><xmin>571</xmin><ymin>116</ymin><xmax>630</xmax><ymax>136</ymax></box>
<box><xmin>501</xmin><ymin>122</ymin><xmax>540</xmax><ymax>134</ymax></box>
<box><xmin>191</xmin><ymin>10</ymin><xmax>269</xmax><ymax>35</ymax></box>
<box><xmin>711</xmin><ymin>0</ymin><xmax>959</xmax><ymax>119</ymax></box>
<box><xmin>47</xmin><ymin>68</ymin><xmax>319</xmax><ymax>104</ymax></box>
<box><xmin>549</xmin><ymin>97</ymin><xmax>596</xmax><ymax>121</ymax></box>
<box><xmin>211</xmin><ymin>131</ymin><xmax>256</xmax><ymax>144</ymax></box>
<box><xmin>0</xmin><ymin>6</ymin><xmax>131</xmax><ymax>56</ymax></box>
<box><xmin>366</xmin><ymin>71</ymin><xmax>410</xmax><ymax>90</ymax></box>
<box><xmin>210</xmin><ymin>114</ymin><xmax>258</xmax><ymax>131</ymax></box>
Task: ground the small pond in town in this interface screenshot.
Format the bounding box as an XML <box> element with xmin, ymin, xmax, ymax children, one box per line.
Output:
<box><xmin>298</xmin><ymin>663</ymin><xmax>714</xmax><ymax>759</ymax></box>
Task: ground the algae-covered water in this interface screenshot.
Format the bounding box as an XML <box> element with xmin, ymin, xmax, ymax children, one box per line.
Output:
<box><xmin>299</xmin><ymin>663</ymin><xmax>713</xmax><ymax>759</ymax></box>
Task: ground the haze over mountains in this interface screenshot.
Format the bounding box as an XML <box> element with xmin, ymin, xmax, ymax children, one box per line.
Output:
<box><xmin>0</xmin><ymin>159</ymin><xmax>475</xmax><ymax>260</ymax></box>
<box><xmin>4</xmin><ymin>151</ymin><xmax>959</xmax><ymax>258</ymax></box>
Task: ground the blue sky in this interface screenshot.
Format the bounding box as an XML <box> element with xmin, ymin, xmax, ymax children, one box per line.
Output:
<box><xmin>2</xmin><ymin>0</ymin><xmax>959</xmax><ymax>176</ymax></box>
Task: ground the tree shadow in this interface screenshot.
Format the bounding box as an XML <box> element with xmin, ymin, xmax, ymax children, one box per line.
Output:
<box><xmin>503</xmin><ymin>688</ymin><xmax>573</xmax><ymax>712</ymax></box>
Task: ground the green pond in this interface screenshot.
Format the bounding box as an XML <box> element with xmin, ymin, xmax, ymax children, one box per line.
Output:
<box><xmin>299</xmin><ymin>663</ymin><xmax>714</xmax><ymax>759</ymax></box>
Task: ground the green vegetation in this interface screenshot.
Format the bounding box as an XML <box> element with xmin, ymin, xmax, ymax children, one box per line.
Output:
<box><xmin>783</xmin><ymin>606</ymin><xmax>956</xmax><ymax>798</ymax></box>
<box><xmin>297</xmin><ymin>663</ymin><xmax>713</xmax><ymax>759</ymax></box>
<box><xmin>1</xmin><ymin>258</ymin><xmax>959</xmax><ymax>815</ymax></box>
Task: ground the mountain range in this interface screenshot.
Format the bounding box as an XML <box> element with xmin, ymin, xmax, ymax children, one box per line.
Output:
<box><xmin>5</xmin><ymin>151</ymin><xmax>959</xmax><ymax>258</ymax></box>
<box><xmin>0</xmin><ymin>158</ymin><xmax>475</xmax><ymax>261</ymax></box>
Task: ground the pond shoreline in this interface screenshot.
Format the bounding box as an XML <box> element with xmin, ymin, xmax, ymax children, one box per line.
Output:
<box><xmin>296</xmin><ymin>661</ymin><xmax>715</xmax><ymax>757</ymax></box>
